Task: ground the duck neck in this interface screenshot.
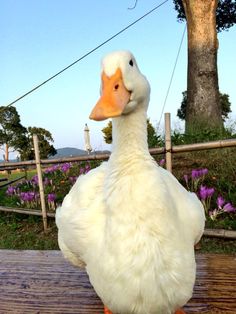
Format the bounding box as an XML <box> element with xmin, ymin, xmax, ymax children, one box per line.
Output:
<box><xmin>111</xmin><ymin>105</ymin><xmax>149</xmax><ymax>159</ymax></box>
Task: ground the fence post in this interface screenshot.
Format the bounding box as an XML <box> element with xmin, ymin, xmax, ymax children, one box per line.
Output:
<box><xmin>165</xmin><ymin>113</ymin><xmax>172</xmax><ymax>172</ymax></box>
<box><xmin>33</xmin><ymin>134</ymin><xmax>48</xmax><ymax>232</ymax></box>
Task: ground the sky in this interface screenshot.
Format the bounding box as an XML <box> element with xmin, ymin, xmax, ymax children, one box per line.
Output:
<box><xmin>1</xmin><ymin>0</ymin><xmax>236</xmax><ymax>157</ymax></box>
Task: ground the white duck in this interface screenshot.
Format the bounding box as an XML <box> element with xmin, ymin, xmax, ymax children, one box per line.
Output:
<box><xmin>56</xmin><ymin>50</ymin><xmax>205</xmax><ymax>314</ymax></box>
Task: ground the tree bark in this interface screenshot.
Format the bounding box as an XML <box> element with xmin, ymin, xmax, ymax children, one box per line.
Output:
<box><xmin>5</xmin><ymin>143</ymin><xmax>9</xmax><ymax>162</ymax></box>
<box><xmin>182</xmin><ymin>0</ymin><xmax>223</xmax><ymax>134</ymax></box>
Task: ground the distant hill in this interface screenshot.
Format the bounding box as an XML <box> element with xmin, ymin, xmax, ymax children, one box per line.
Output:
<box><xmin>0</xmin><ymin>147</ymin><xmax>110</xmax><ymax>162</ymax></box>
<box><xmin>53</xmin><ymin>147</ymin><xmax>88</xmax><ymax>158</ymax></box>
<box><xmin>51</xmin><ymin>147</ymin><xmax>110</xmax><ymax>158</ymax></box>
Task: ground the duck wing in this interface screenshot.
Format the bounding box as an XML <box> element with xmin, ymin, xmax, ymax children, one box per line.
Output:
<box><xmin>157</xmin><ymin>166</ymin><xmax>205</xmax><ymax>245</ymax></box>
<box><xmin>56</xmin><ymin>162</ymin><xmax>107</xmax><ymax>268</ymax></box>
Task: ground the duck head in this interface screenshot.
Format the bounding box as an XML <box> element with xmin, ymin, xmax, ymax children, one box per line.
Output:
<box><xmin>89</xmin><ymin>50</ymin><xmax>150</xmax><ymax>121</ymax></box>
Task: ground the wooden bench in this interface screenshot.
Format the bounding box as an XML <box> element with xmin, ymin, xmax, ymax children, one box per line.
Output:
<box><xmin>0</xmin><ymin>250</ymin><xmax>235</xmax><ymax>313</ymax></box>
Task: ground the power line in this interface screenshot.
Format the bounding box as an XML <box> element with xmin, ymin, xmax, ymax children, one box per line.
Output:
<box><xmin>4</xmin><ymin>0</ymin><xmax>169</xmax><ymax>108</ymax></box>
<box><xmin>157</xmin><ymin>23</ymin><xmax>187</xmax><ymax>129</ymax></box>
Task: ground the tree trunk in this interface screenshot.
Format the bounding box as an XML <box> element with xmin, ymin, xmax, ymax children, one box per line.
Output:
<box><xmin>182</xmin><ymin>0</ymin><xmax>223</xmax><ymax>134</ymax></box>
<box><xmin>5</xmin><ymin>143</ymin><xmax>9</xmax><ymax>162</ymax></box>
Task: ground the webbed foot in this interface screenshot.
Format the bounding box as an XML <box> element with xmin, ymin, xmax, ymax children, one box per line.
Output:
<box><xmin>104</xmin><ymin>305</ymin><xmax>113</xmax><ymax>314</ymax></box>
<box><xmin>175</xmin><ymin>308</ymin><xmax>186</xmax><ymax>314</ymax></box>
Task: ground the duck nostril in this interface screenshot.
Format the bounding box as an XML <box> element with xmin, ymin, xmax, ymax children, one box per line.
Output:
<box><xmin>114</xmin><ymin>84</ymin><xmax>119</xmax><ymax>90</ymax></box>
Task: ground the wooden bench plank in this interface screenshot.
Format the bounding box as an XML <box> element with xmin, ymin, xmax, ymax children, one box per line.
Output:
<box><xmin>0</xmin><ymin>250</ymin><xmax>102</xmax><ymax>313</ymax></box>
<box><xmin>0</xmin><ymin>250</ymin><xmax>235</xmax><ymax>313</ymax></box>
<box><xmin>185</xmin><ymin>254</ymin><xmax>236</xmax><ymax>313</ymax></box>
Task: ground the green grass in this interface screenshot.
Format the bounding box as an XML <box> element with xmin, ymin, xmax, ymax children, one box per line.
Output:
<box><xmin>0</xmin><ymin>169</ymin><xmax>36</xmax><ymax>181</ymax></box>
<box><xmin>0</xmin><ymin>187</ymin><xmax>18</xmax><ymax>207</ymax></box>
<box><xmin>0</xmin><ymin>211</ymin><xmax>235</xmax><ymax>254</ymax></box>
<box><xmin>0</xmin><ymin>212</ymin><xmax>58</xmax><ymax>250</ymax></box>
<box><xmin>206</xmin><ymin>216</ymin><xmax>236</xmax><ymax>230</ymax></box>
<box><xmin>199</xmin><ymin>237</ymin><xmax>236</xmax><ymax>254</ymax></box>
<box><xmin>173</xmin><ymin>148</ymin><xmax>236</xmax><ymax>207</ymax></box>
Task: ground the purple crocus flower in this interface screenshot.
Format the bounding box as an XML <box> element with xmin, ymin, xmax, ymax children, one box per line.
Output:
<box><xmin>20</xmin><ymin>192</ymin><xmax>26</xmax><ymax>201</ymax></box>
<box><xmin>183</xmin><ymin>174</ymin><xmax>188</xmax><ymax>185</ymax></box>
<box><xmin>199</xmin><ymin>186</ymin><xmax>208</xmax><ymax>200</ymax></box>
<box><xmin>223</xmin><ymin>203</ymin><xmax>236</xmax><ymax>213</ymax></box>
<box><xmin>191</xmin><ymin>168</ymin><xmax>208</xmax><ymax>179</ymax></box>
<box><xmin>61</xmin><ymin>163</ymin><xmax>71</xmax><ymax>173</ymax></box>
<box><xmin>85</xmin><ymin>163</ymin><xmax>91</xmax><ymax>173</ymax></box>
<box><xmin>27</xmin><ymin>192</ymin><xmax>36</xmax><ymax>201</ymax></box>
<box><xmin>20</xmin><ymin>192</ymin><xmax>28</xmax><ymax>202</ymax></box>
<box><xmin>200</xmin><ymin>168</ymin><xmax>208</xmax><ymax>176</ymax></box>
<box><xmin>79</xmin><ymin>167</ymin><xmax>85</xmax><ymax>175</ymax></box>
<box><xmin>209</xmin><ymin>209</ymin><xmax>218</xmax><ymax>220</ymax></box>
<box><xmin>69</xmin><ymin>176</ymin><xmax>77</xmax><ymax>184</ymax></box>
<box><xmin>45</xmin><ymin>165</ymin><xmax>60</xmax><ymax>174</ymax></box>
<box><xmin>43</xmin><ymin>177</ymin><xmax>50</xmax><ymax>186</ymax></box>
<box><xmin>216</xmin><ymin>196</ymin><xmax>225</xmax><ymax>208</ymax></box>
<box><xmin>20</xmin><ymin>191</ymin><xmax>35</xmax><ymax>202</ymax></box>
<box><xmin>199</xmin><ymin>185</ymin><xmax>215</xmax><ymax>200</ymax></box>
<box><xmin>159</xmin><ymin>159</ymin><xmax>165</xmax><ymax>167</ymax></box>
<box><xmin>6</xmin><ymin>186</ymin><xmax>15</xmax><ymax>196</ymax></box>
<box><xmin>47</xmin><ymin>193</ymin><xmax>56</xmax><ymax>202</ymax></box>
<box><xmin>31</xmin><ymin>175</ymin><xmax>39</xmax><ymax>185</ymax></box>
<box><xmin>191</xmin><ymin>169</ymin><xmax>199</xmax><ymax>179</ymax></box>
<box><xmin>44</xmin><ymin>168</ymin><xmax>50</xmax><ymax>174</ymax></box>
<box><xmin>207</xmin><ymin>187</ymin><xmax>215</xmax><ymax>198</ymax></box>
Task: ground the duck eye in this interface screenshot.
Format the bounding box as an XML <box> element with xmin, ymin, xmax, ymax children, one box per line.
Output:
<box><xmin>129</xmin><ymin>59</ymin><xmax>133</xmax><ymax>67</ymax></box>
<box><xmin>114</xmin><ymin>84</ymin><xmax>119</xmax><ymax>90</ymax></box>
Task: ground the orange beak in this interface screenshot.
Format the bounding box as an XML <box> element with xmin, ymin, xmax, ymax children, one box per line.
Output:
<box><xmin>89</xmin><ymin>68</ymin><xmax>131</xmax><ymax>121</ymax></box>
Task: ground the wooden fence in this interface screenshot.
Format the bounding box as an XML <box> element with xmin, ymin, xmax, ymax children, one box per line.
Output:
<box><xmin>0</xmin><ymin>113</ymin><xmax>236</xmax><ymax>233</ymax></box>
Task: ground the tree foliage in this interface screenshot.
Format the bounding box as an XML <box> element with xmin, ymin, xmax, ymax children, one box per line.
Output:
<box><xmin>0</xmin><ymin>106</ymin><xmax>27</xmax><ymax>161</ymax></box>
<box><xmin>19</xmin><ymin>127</ymin><xmax>57</xmax><ymax>160</ymax></box>
<box><xmin>173</xmin><ymin>0</ymin><xmax>236</xmax><ymax>32</ymax></box>
<box><xmin>177</xmin><ymin>91</ymin><xmax>232</xmax><ymax>122</ymax></box>
<box><xmin>220</xmin><ymin>93</ymin><xmax>232</xmax><ymax>121</ymax></box>
<box><xmin>101</xmin><ymin>121</ymin><xmax>113</xmax><ymax>144</ymax></box>
<box><xmin>146</xmin><ymin>119</ymin><xmax>160</xmax><ymax>148</ymax></box>
<box><xmin>0</xmin><ymin>106</ymin><xmax>56</xmax><ymax>161</ymax></box>
<box><xmin>102</xmin><ymin>119</ymin><xmax>161</xmax><ymax>148</ymax></box>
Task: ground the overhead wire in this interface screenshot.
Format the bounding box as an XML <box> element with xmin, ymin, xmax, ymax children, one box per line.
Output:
<box><xmin>3</xmin><ymin>0</ymin><xmax>169</xmax><ymax>109</ymax></box>
<box><xmin>157</xmin><ymin>23</ymin><xmax>187</xmax><ymax>130</ymax></box>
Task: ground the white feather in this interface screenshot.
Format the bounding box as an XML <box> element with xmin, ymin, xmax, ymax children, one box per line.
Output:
<box><xmin>56</xmin><ymin>50</ymin><xmax>205</xmax><ymax>314</ymax></box>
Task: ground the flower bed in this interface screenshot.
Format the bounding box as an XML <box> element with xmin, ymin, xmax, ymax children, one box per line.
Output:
<box><xmin>5</xmin><ymin>161</ymin><xmax>99</xmax><ymax>212</ymax></box>
<box><xmin>4</xmin><ymin>160</ymin><xmax>236</xmax><ymax>230</ymax></box>
<box><xmin>182</xmin><ymin>167</ymin><xmax>236</xmax><ymax>230</ymax></box>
